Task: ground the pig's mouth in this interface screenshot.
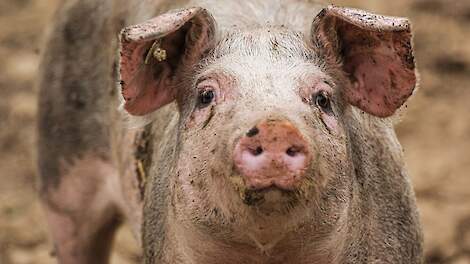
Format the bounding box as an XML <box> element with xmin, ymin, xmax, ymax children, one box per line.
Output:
<box><xmin>240</xmin><ymin>185</ymin><xmax>299</xmax><ymax>208</ymax></box>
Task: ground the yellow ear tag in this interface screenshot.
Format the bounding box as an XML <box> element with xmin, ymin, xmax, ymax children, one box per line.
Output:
<box><xmin>144</xmin><ymin>40</ymin><xmax>167</xmax><ymax>65</ymax></box>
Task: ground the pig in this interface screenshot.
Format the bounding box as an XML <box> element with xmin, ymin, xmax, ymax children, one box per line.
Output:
<box><xmin>37</xmin><ymin>0</ymin><xmax>423</xmax><ymax>263</ymax></box>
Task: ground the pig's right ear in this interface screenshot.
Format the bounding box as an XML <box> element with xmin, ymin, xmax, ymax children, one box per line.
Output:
<box><xmin>119</xmin><ymin>8</ymin><xmax>215</xmax><ymax>116</ymax></box>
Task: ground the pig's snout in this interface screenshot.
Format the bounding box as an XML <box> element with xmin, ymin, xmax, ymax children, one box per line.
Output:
<box><xmin>234</xmin><ymin>119</ymin><xmax>311</xmax><ymax>191</ymax></box>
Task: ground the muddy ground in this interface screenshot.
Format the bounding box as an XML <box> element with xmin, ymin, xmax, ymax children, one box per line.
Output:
<box><xmin>0</xmin><ymin>0</ymin><xmax>469</xmax><ymax>263</ymax></box>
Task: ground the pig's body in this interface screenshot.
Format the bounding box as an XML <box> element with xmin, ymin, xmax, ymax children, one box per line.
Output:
<box><xmin>38</xmin><ymin>0</ymin><xmax>423</xmax><ymax>263</ymax></box>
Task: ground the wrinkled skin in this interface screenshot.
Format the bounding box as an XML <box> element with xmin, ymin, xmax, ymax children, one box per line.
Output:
<box><xmin>38</xmin><ymin>0</ymin><xmax>423</xmax><ymax>263</ymax></box>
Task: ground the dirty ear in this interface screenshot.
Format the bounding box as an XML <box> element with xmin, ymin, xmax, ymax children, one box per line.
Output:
<box><xmin>312</xmin><ymin>6</ymin><xmax>416</xmax><ymax>117</ymax></box>
<box><xmin>119</xmin><ymin>7</ymin><xmax>215</xmax><ymax>116</ymax></box>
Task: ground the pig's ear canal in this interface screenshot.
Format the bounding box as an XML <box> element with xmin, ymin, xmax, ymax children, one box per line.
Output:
<box><xmin>119</xmin><ymin>7</ymin><xmax>215</xmax><ymax>116</ymax></box>
<box><xmin>311</xmin><ymin>6</ymin><xmax>416</xmax><ymax>117</ymax></box>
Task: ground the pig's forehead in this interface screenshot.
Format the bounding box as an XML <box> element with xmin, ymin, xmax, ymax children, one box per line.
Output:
<box><xmin>211</xmin><ymin>27</ymin><xmax>315</xmax><ymax>62</ymax></box>
<box><xmin>200</xmin><ymin>27</ymin><xmax>326</xmax><ymax>84</ymax></box>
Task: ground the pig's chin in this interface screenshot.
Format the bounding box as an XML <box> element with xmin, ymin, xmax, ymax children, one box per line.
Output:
<box><xmin>227</xmin><ymin>173</ymin><xmax>309</xmax><ymax>214</ymax></box>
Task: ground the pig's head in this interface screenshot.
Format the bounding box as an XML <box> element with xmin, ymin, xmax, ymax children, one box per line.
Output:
<box><xmin>119</xmin><ymin>6</ymin><xmax>415</xmax><ymax>242</ymax></box>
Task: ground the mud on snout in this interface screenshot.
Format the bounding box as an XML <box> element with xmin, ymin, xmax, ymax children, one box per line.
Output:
<box><xmin>228</xmin><ymin>116</ymin><xmax>322</xmax><ymax>212</ymax></box>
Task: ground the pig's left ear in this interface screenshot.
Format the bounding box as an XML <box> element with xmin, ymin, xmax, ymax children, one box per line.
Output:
<box><xmin>311</xmin><ymin>6</ymin><xmax>416</xmax><ymax>117</ymax></box>
<box><xmin>119</xmin><ymin>7</ymin><xmax>215</xmax><ymax>116</ymax></box>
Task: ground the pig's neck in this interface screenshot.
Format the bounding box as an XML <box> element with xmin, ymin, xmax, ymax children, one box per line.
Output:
<box><xmin>165</xmin><ymin>215</ymin><xmax>352</xmax><ymax>264</ymax></box>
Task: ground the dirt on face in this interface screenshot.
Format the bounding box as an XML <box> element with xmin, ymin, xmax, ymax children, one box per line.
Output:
<box><xmin>0</xmin><ymin>0</ymin><xmax>469</xmax><ymax>263</ymax></box>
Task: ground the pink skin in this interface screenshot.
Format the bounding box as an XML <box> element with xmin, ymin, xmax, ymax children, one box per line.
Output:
<box><xmin>234</xmin><ymin>119</ymin><xmax>311</xmax><ymax>190</ymax></box>
<box><xmin>119</xmin><ymin>8</ymin><xmax>200</xmax><ymax>115</ymax></box>
<box><xmin>119</xmin><ymin>7</ymin><xmax>215</xmax><ymax>116</ymax></box>
<box><xmin>312</xmin><ymin>6</ymin><xmax>416</xmax><ymax>118</ymax></box>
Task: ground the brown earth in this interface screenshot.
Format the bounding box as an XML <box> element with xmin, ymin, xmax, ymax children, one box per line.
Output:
<box><xmin>0</xmin><ymin>0</ymin><xmax>469</xmax><ymax>263</ymax></box>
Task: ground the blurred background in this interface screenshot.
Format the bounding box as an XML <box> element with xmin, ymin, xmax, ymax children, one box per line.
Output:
<box><xmin>0</xmin><ymin>0</ymin><xmax>469</xmax><ymax>263</ymax></box>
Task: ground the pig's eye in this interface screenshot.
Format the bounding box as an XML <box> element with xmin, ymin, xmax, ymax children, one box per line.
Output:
<box><xmin>314</xmin><ymin>91</ymin><xmax>332</xmax><ymax>113</ymax></box>
<box><xmin>198</xmin><ymin>90</ymin><xmax>215</xmax><ymax>108</ymax></box>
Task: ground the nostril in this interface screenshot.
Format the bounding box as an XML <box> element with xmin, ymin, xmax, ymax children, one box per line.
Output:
<box><xmin>286</xmin><ymin>146</ymin><xmax>301</xmax><ymax>157</ymax></box>
<box><xmin>248</xmin><ymin>146</ymin><xmax>263</xmax><ymax>156</ymax></box>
